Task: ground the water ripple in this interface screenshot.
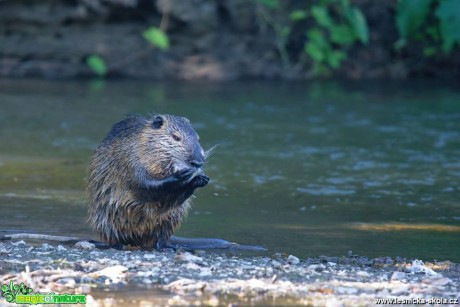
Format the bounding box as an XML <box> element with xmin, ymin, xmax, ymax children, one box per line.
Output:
<box><xmin>297</xmin><ymin>186</ymin><xmax>356</xmax><ymax>196</ymax></box>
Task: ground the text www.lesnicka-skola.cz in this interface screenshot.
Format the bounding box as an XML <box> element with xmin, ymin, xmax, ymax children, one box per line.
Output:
<box><xmin>375</xmin><ymin>297</ymin><xmax>458</xmax><ymax>305</ymax></box>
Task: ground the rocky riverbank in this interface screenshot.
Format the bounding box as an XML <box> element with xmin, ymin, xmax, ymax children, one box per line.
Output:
<box><xmin>0</xmin><ymin>240</ymin><xmax>459</xmax><ymax>306</ymax></box>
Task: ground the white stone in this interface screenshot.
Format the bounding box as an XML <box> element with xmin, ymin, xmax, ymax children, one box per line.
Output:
<box><xmin>391</xmin><ymin>271</ymin><xmax>406</xmax><ymax>280</ymax></box>
<box><xmin>287</xmin><ymin>255</ymin><xmax>300</xmax><ymax>265</ymax></box>
<box><xmin>11</xmin><ymin>240</ymin><xmax>26</xmax><ymax>246</ymax></box>
<box><xmin>75</xmin><ymin>241</ymin><xmax>95</xmax><ymax>250</ymax></box>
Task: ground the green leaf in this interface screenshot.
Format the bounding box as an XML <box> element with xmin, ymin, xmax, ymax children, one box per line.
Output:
<box><xmin>143</xmin><ymin>27</ymin><xmax>170</xmax><ymax>50</ymax></box>
<box><xmin>423</xmin><ymin>46</ymin><xmax>437</xmax><ymax>57</ymax></box>
<box><xmin>326</xmin><ymin>50</ymin><xmax>347</xmax><ymax>69</ymax></box>
<box><xmin>311</xmin><ymin>61</ymin><xmax>331</xmax><ymax>76</ymax></box>
<box><xmin>426</xmin><ymin>25</ymin><xmax>440</xmax><ymax>41</ymax></box>
<box><xmin>330</xmin><ymin>25</ymin><xmax>356</xmax><ymax>45</ymax></box>
<box><xmin>305</xmin><ymin>42</ymin><xmax>324</xmax><ymax>62</ymax></box>
<box><xmin>307</xmin><ymin>28</ymin><xmax>328</xmax><ymax>49</ymax></box>
<box><xmin>257</xmin><ymin>0</ymin><xmax>279</xmax><ymax>9</ymax></box>
<box><xmin>394</xmin><ymin>38</ymin><xmax>407</xmax><ymax>50</ymax></box>
<box><xmin>289</xmin><ymin>10</ymin><xmax>308</xmax><ymax>21</ymax></box>
<box><xmin>396</xmin><ymin>0</ymin><xmax>432</xmax><ymax>39</ymax></box>
<box><xmin>346</xmin><ymin>7</ymin><xmax>369</xmax><ymax>44</ymax></box>
<box><xmin>280</xmin><ymin>26</ymin><xmax>290</xmax><ymax>38</ymax></box>
<box><xmin>340</xmin><ymin>0</ymin><xmax>351</xmax><ymax>10</ymax></box>
<box><xmin>86</xmin><ymin>55</ymin><xmax>107</xmax><ymax>76</ymax></box>
<box><xmin>435</xmin><ymin>0</ymin><xmax>460</xmax><ymax>53</ymax></box>
<box><xmin>311</xmin><ymin>5</ymin><xmax>334</xmax><ymax>28</ymax></box>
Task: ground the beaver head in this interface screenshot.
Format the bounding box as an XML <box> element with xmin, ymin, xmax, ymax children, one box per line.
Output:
<box><xmin>137</xmin><ymin>114</ymin><xmax>207</xmax><ymax>179</ymax></box>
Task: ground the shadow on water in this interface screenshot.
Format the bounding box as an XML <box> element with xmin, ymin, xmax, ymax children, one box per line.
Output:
<box><xmin>0</xmin><ymin>79</ymin><xmax>459</xmax><ymax>261</ymax></box>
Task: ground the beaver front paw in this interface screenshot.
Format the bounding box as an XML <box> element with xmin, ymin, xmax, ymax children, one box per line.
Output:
<box><xmin>192</xmin><ymin>174</ymin><xmax>209</xmax><ymax>188</ymax></box>
<box><xmin>173</xmin><ymin>168</ymin><xmax>195</xmax><ymax>183</ymax></box>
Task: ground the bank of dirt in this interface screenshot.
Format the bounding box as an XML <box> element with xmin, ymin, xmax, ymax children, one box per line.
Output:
<box><xmin>0</xmin><ymin>240</ymin><xmax>459</xmax><ymax>306</ymax></box>
<box><xmin>0</xmin><ymin>0</ymin><xmax>459</xmax><ymax>81</ymax></box>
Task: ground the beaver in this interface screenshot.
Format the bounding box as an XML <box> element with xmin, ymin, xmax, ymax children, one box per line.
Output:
<box><xmin>87</xmin><ymin>114</ymin><xmax>265</xmax><ymax>251</ymax></box>
<box><xmin>87</xmin><ymin>114</ymin><xmax>210</xmax><ymax>249</ymax></box>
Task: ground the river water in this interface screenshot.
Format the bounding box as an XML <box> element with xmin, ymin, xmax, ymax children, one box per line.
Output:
<box><xmin>0</xmin><ymin>79</ymin><xmax>459</xmax><ymax>261</ymax></box>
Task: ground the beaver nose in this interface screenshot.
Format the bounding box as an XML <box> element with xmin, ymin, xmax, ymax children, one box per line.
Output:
<box><xmin>190</xmin><ymin>160</ymin><xmax>204</xmax><ymax>168</ymax></box>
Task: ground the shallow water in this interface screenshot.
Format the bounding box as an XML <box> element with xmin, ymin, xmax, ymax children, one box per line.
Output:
<box><xmin>0</xmin><ymin>79</ymin><xmax>459</xmax><ymax>261</ymax></box>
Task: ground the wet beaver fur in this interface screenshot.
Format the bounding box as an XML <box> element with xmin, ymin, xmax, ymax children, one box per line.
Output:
<box><xmin>87</xmin><ymin>114</ymin><xmax>265</xmax><ymax>251</ymax></box>
<box><xmin>87</xmin><ymin>114</ymin><xmax>210</xmax><ymax>249</ymax></box>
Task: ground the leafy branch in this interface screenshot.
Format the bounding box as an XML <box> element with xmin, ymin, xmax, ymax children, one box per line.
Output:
<box><xmin>255</xmin><ymin>0</ymin><xmax>369</xmax><ymax>76</ymax></box>
<box><xmin>396</xmin><ymin>0</ymin><xmax>460</xmax><ymax>56</ymax></box>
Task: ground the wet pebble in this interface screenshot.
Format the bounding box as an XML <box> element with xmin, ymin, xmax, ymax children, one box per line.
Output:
<box><xmin>307</xmin><ymin>264</ymin><xmax>325</xmax><ymax>272</ymax></box>
<box><xmin>271</xmin><ymin>260</ymin><xmax>282</xmax><ymax>269</ymax></box>
<box><xmin>143</xmin><ymin>253</ymin><xmax>156</xmax><ymax>260</ymax></box>
<box><xmin>57</xmin><ymin>245</ymin><xmax>66</xmax><ymax>251</ymax></box>
<box><xmin>176</xmin><ymin>252</ymin><xmax>203</xmax><ymax>263</ymax></box>
<box><xmin>0</xmin><ymin>241</ymin><xmax>458</xmax><ymax>306</ymax></box>
<box><xmin>198</xmin><ymin>268</ymin><xmax>212</xmax><ymax>277</ymax></box>
<box><xmin>142</xmin><ymin>278</ymin><xmax>152</xmax><ymax>284</ymax></box>
<box><xmin>429</xmin><ymin>277</ymin><xmax>451</xmax><ymax>286</ymax></box>
<box><xmin>92</xmin><ymin>265</ymin><xmax>128</xmax><ymax>282</ymax></box>
<box><xmin>336</xmin><ymin>286</ymin><xmax>358</xmax><ymax>295</ymax></box>
<box><xmin>41</xmin><ymin>243</ymin><xmax>53</xmax><ymax>250</ymax></box>
<box><xmin>11</xmin><ymin>240</ymin><xmax>26</xmax><ymax>246</ymax></box>
<box><xmin>183</xmin><ymin>262</ymin><xmax>201</xmax><ymax>270</ymax></box>
<box><xmin>357</xmin><ymin>270</ymin><xmax>371</xmax><ymax>277</ymax></box>
<box><xmin>287</xmin><ymin>255</ymin><xmax>300</xmax><ymax>265</ymax></box>
<box><xmin>75</xmin><ymin>241</ymin><xmax>96</xmax><ymax>250</ymax></box>
<box><xmin>391</xmin><ymin>271</ymin><xmax>406</xmax><ymax>280</ymax></box>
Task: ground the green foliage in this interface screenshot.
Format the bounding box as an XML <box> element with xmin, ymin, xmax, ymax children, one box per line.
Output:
<box><xmin>396</xmin><ymin>0</ymin><xmax>432</xmax><ymax>40</ymax></box>
<box><xmin>311</xmin><ymin>6</ymin><xmax>333</xmax><ymax>28</ymax></box>
<box><xmin>303</xmin><ymin>1</ymin><xmax>368</xmax><ymax>75</ymax></box>
<box><xmin>305</xmin><ymin>29</ymin><xmax>327</xmax><ymax>62</ymax></box>
<box><xmin>305</xmin><ymin>27</ymin><xmax>347</xmax><ymax>73</ymax></box>
<box><xmin>257</xmin><ymin>0</ymin><xmax>279</xmax><ymax>9</ymax></box>
<box><xmin>289</xmin><ymin>10</ymin><xmax>308</xmax><ymax>22</ymax></box>
<box><xmin>396</xmin><ymin>0</ymin><xmax>460</xmax><ymax>54</ymax></box>
<box><xmin>256</xmin><ymin>0</ymin><xmax>368</xmax><ymax>76</ymax></box>
<box><xmin>255</xmin><ymin>0</ymin><xmax>460</xmax><ymax>77</ymax></box>
<box><xmin>346</xmin><ymin>7</ymin><xmax>369</xmax><ymax>44</ymax></box>
<box><xmin>330</xmin><ymin>24</ymin><xmax>356</xmax><ymax>45</ymax></box>
<box><xmin>86</xmin><ymin>55</ymin><xmax>107</xmax><ymax>77</ymax></box>
<box><xmin>143</xmin><ymin>27</ymin><xmax>170</xmax><ymax>50</ymax></box>
<box><xmin>435</xmin><ymin>0</ymin><xmax>460</xmax><ymax>52</ymax></box>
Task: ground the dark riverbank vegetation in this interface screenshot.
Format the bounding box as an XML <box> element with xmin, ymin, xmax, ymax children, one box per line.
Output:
<box><xmin>0</xmin><ymin>0</ymin><xmax>459</xmax><ymax>80</ymax></box>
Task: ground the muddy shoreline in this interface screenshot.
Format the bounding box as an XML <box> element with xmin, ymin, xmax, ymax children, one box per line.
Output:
<box><xmin>0</xmin><ymin>240</ymin><xmax>459</xmax><ymax>306</ymax></box>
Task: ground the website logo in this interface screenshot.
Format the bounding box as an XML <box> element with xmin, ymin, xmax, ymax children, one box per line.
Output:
<box><xmin>1</xmin><ymin>280</ymin><xmax>86</xmax><ymax>305</ymax></box>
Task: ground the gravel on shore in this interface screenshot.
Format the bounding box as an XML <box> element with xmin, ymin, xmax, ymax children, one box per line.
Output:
<box><xmin>0</xmin><ymin>240</ymin><xmax>459</xmax><ymax>306</ymax></box>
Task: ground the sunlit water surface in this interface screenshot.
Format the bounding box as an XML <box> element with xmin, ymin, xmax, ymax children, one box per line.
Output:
<box><xmin>0</xmin><ymin>79</ymin><xmax>459</xmax><ymax>262</ymax></box>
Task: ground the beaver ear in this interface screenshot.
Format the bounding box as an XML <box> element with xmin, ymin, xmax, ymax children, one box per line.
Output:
<box><xmin>152</xmin><ymin>116</ymin><xmax>164</xmax><ymax>129</ymax></box>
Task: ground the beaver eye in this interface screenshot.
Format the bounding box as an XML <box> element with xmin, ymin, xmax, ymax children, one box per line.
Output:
<box><xmin>172</xmin><ymin>133</ymin><xmax>181</xmax><ymax>141</ymax></box>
